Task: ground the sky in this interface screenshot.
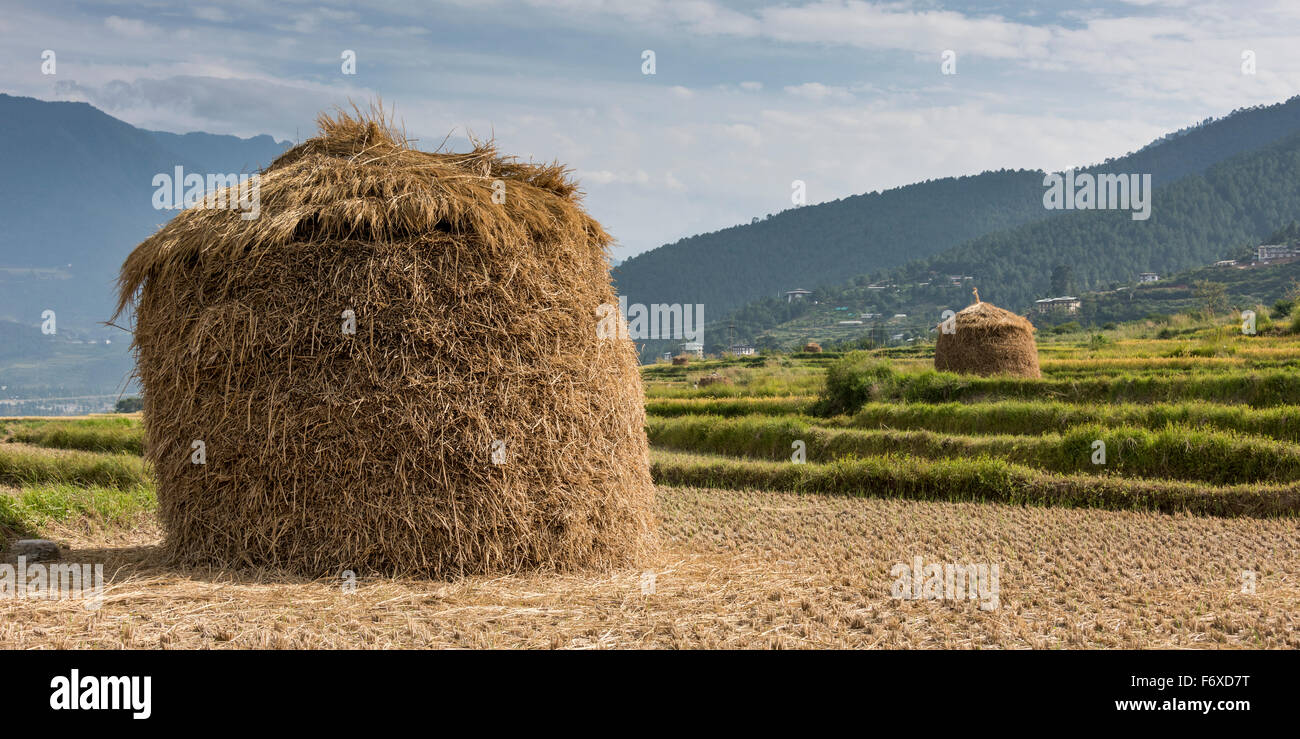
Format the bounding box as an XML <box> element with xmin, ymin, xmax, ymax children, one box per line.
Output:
<box><xmin>3</xmin><ymin>0</ymin><xmax>1299</xmax><ymax>260</ymax></box>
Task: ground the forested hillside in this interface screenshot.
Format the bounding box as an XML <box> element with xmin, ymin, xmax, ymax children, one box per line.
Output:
<box><xmin>910</xmin><ymin>128</ymin><xmax>1300</xmax><ymax>310</ymax></box>
<box><xmin>613</xmin><ymin>169</ymin><xmax>1048</xmax><ymax>318</ymax></box>
<box><xmin>614</xmin><ymin>96</ymin><xmax>1300</xmax><ymax>321</ymax></box>
<box><xmin>724</xmin><ymin>132</ymin><xmax>1300</xmax><ymax>349</ymax></box>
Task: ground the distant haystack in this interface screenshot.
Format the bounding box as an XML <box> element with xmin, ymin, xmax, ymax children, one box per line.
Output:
<box><xmin>934</xmin><ymin>301</ymin><xmax>1041</xmax><ymax>378</ymax></box>
<box><xmin>672</xmin><ymin>355</ymin><xmax>691</xmax><ymax>366</ymax></box>
<box><xmin>696</xmin><ymin>373</ymin><xmax>732</xmax><ymax>387</ymax></box>
<box><xmin>802</xmin><ymin>342</ymin><xmax>823</xmax><ymax>353</ymax></box>
<box><xmin>116</xmin><ymin>106</ymin><xmax>656</xmax><ymax>577</ymax></box>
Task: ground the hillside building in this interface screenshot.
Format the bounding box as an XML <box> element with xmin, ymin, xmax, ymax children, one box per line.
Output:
<box><xmin>1034</xmin><ymin>296</ymin><xmax>1081</xmax><ymax>315</ymax></box>
<box><xmin>1257</xmin><ymin>244</ymin><xmax>1300</xmax><ymax>263</ymax></box>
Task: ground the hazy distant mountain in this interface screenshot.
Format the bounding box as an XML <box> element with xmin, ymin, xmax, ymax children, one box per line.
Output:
<box><xmin>0</xmin><ymin>93</ymin><xmax>290</xmax><ymax>329</ymax></box>
<box><xmin>146</xmin><ymin>130</ymin><xmax>289</xmax><ymax>178</ymax></box>
<box><xmin>0</xmin><ymin>94</ymin><xmax>290</xmax><ymax>405</ymax></box>
<box><xmin>614</xmin><ymin>96</ymin><xmax>1300</xmax><ymax>321</ymax></box>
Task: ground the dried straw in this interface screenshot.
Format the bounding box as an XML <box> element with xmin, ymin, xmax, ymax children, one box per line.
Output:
<box><xmin>115</xmin><ymin>105</ymin><xmax>656</xmax><ymax>577</ymax></box>
<box><xmin>933</xmin><ymin>301</ymin><xmax>1041</xmax><ymax>378</ymax></box>
<box><xmin>696</xmin><ymin>373</ymin><xmax>732</xmax><ymax>387</ymax></box>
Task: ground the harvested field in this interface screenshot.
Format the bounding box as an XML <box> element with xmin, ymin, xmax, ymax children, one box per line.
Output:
<box><xmin>2</xmin><ymin>485</ymin><xmax>1296</xmax><ymax>649</ymax></box>
<box><xmin>6</xmin><ymin>321</ymin><xmax>1300</xmax><ymax>650</ymax></box>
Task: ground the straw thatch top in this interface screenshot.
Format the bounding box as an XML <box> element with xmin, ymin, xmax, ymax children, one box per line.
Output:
<box><xmin>116</xmin><ymin>106</ymin><xmax>608</xmax><ymax>318</ymax></box>
<box><xmin>939</xmin><ymin>300</ymin><xmax>1035</xmax><ymax>333</ymax></box>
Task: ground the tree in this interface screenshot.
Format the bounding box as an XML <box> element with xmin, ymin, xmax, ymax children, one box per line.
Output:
<box><xmin>1264</xmin><ymin>220</ymin><xmax>1300</xmax><ymax>245</ymax></box>
<box><xmin>1286</xmin><ymin>278</ymin><xmax>1300</xmax><ymax>304</ymax></box>
<box><xmin>114</xmin><ymin>396</ymin><xmax>143</xmax><ymax>413</ymax></box>
<box><xmin>1050</xmin><ymin>264</ymin><xmax>1075</xmax><ymax>296</ymax></box>
<box><xmin>1194</xmin><ymin>280</ymin><xmax>1228</xmax><ymax>318</ymax></box>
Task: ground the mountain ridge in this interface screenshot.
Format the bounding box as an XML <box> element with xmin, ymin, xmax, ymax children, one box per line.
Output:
<box><xmin>613</xmin><ymin>96</ymin><xmax>1300</xmax><ymax>325</ymax></box>
<box><xmin>724</xmin><ymin>128</ymin><xmax>1300</xmax><ymax>350</ymax></box>
<box><xmin>0</xmin><ymin>94</ymin><xmax>291</xmax><ymax>408</ymax></box>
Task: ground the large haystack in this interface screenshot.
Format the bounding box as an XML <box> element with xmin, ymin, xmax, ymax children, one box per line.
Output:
<box><xmin>934</xmin><ymin>301</ymin><xmax>1041</xmax><ymax>378</ymax></box>
<box><xmin>116</xmin><ymin>108</ymin><xmax>656</xmax><ymax>577</ymax></box>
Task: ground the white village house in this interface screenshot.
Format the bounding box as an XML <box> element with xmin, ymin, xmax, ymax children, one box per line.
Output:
<box><xmin>1257</xmin><ymin>244</ymin><xmax>1300</xmax><ymax>263</ymax></box>
<box><xmin>1035</xmin><ymin>296</ymin><xmax>1081</xmax><ymax>315</ymax></box>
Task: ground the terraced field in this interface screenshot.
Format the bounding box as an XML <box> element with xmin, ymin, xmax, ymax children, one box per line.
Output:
<box><xmin>2</xmin><ymin>322</ymin><xmax>1299</xmax><ymax>648</ymax></box>
<box><xmin>645</xmin><ymin>329</ymin><xmax>1300</xmax><ymax>515</ymax></box>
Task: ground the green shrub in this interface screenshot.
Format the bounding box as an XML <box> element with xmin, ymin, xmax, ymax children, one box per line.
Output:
<box><xmin>114</xmin><ymin>396</ymin><xmax>144</xmax><ymax>413</ymax></box>
<box><xmin>813</xmin><ymin>351</ymin><xmax>897</xmax><ymax>416</ymax></box>
<box><xmin>1253</xmin><ymin>308</ymin><xmax>1274</xmax><ymax>335</ymax></box>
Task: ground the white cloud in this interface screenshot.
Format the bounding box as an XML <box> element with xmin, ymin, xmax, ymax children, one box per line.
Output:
<box><xmin>104</xmin><ymin>16</ymin><xmax>161</xmax><ymax>37</ymax></box>
<box><xmin>50</xmin><ymin>75</ymin><xmax>373</xmax><ymax>140</ymax></box>
<box><xmin>4</xmin><ymin>0</ymin><xmax>1299</xmax><ymax>261</ymax></box>
<box><xmin>720</xmin><ymin>123</ymin><xmax>762</xmax><ymax>147</ymax></box>
<box><xmin>784</xmin><ymin>82</ymin><xmax>855</xmax><ymax>102</ymax></box>
<box><xmin>274</xmin><ymin>8</ymin><xmax>361</xmax><ymax>35</ymax></box>
<box><xmin>577</xmin><ymin>169</ymin><xmax>652</xmax><ymax>186</ymax></box>
<box><xmin>523</xmin><ymin>0</ymin><xmax>760</xmax><ymax>35</ymax></box>
<box><xmin>193</xmin><ymin>8</ymin><xmax>229</xmax><ymax>23</ymax></box>
<box><xmin>757</xmin><ymin>1</ymin><xmax>1054</xmax><ymax>60</ymax></box>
